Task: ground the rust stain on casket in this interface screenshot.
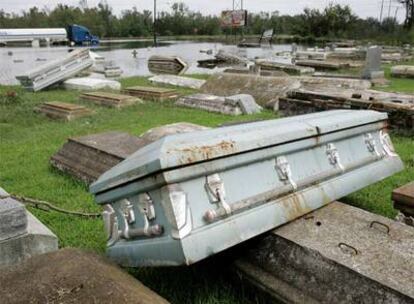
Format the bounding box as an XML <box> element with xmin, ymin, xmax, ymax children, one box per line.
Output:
<box><xmin>174</xmin><ymin>140</ymin><xmax>237</xmax><ymax>164</ymax></box>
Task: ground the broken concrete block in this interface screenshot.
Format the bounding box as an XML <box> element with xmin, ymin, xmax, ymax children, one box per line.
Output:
<box><xmin>235</xmin><ymin>201</ymin><xmax>414</xmax><ymax>304</ymax></box>
<box><xmin>0</xmin><ymin>187</ymin><xmax>9</xmax><ymax>198</ymax></box>
<box><xmin>0</xmin><ymin>210</ymin><xmax>58</xmax><ymax>268</ymax></box>
<box><xmin>176</xmin><ymin>93</ymin><xmax>261</xmax><ymax>115</ymax></box>
<box><xmin>63</xmin><ymin>78</ymin><xmax>121</xmax><ymax>91</ymax></box>
<box><xmin>50</xmin><ymin>132</ymin><xmax>148</xmax><ymax>184</ymax></box>
<box><xmin>122</xmin><ymin>86</ymin><xmax>179</xmax><ymax>101</ymax></box>
<box><xmin>0</xmin><ymin>197</ymin><xmax>27</xmax><ymax>242</ymax></box>
<box><xmin>0</xmin><ymin>248</ymin><xmax>170</xmax><ymax>303</ymax></box>
<box><xmin>391</xmin><ymin>65</ymin><xmax>414</xmax><ymax>79</ymax></box>
<box><xmin>80</xmin><ymin>92</ymin><xmax>142</xmax><ymax>108</ymax></box>
<box><xmin>149</xmin><ymin>75</ymin><xmax>206</xmax><ymax>89</ymax></box>
<box><xmin>296</xmin><ymin>59</ymin><xmax>349</xmax><ymax>70</ymax></box>
<box><xmin>393</xmin><ymin>182</ymin><xmax>414</xmax><ymax>217</ymax></box>
<box><xmin>35</xmin><ymin>102</ymin><xmax>93</xmax><ymax>121</ymax></box>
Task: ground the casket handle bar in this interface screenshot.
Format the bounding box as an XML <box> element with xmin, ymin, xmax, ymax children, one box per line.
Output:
<box><xmin>103</xmin><ymin>195</ymin><xmax>163</xmax><ymax>246</ymax></box>
<box><xmin>275</xmin><ymin>156</ymin><xmax>298</xmax><ymax>190</ymax></box>
<box><xmin>205</xmin><ymin>174</ymin><xmax>232</xmax><ymax>221</ymax></box>
<box><xmin>204</xmin><ymin>153</ymin><xmax>384</xmax><ymax>223</ymax></box>
<box><xmin>326</xmin><ymin>143</ymin><xmax>345</xmax><ymax>172</ymax></box>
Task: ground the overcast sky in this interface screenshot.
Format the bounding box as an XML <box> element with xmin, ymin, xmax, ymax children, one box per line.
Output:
<box><xmin>0</xmin><ymin>0</ymin><xmax>406</xmax><ymax>21</ymax></box>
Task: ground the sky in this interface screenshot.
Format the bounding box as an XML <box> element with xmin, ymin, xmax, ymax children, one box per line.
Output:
<box><xmin>0</xmin><ymin>0</ymin><xmax>407</xmax><ymax>21</ymax></box>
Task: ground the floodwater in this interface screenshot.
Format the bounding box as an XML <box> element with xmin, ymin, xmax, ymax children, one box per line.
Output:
<box><xmin>0</xmin><ymin>40</ymin><xmax>294</xmax><ymax>85</ymax></box>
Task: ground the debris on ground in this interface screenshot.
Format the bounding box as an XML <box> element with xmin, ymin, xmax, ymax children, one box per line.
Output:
<box><xmin>80</xmin><ymin>91</ymin><xmax>142</xmax><ymax>108</ymax></box>
<box><xmin>255</xmin><ymin>59</ymin><xmax>315</xmax><ymax>75</ymax></box>
<box><xmin>296</xmin><ymin>59</ymin><xmax>349</xmax><ymax>70</ymax></box>
<box><xmin>63</xmin><ymin>77</ymin><xmax>121</xmax><ymax>91</ymax></box>
<box><xmin>149</xmin><ymin>74</ymin><xmax>206</xmax><ymax>89</ymax></box>
<box><xmin>15</xmin><ymin>48</ymin><xmax>93</xmax><ymax>92</ymax></box>
<box><xmin>0</xmin><ymin>248</ymin><xmax>170</xmax><ymax>304</ymax></box>
<box><xmin>393</xmin><ymin>182</ymin><xmax>414</xmax><ymax>218</ymax></box>
<box><xmin>35</xmin><ymin>102</ymin><xmax>94</xmax><ymax>121</ymax></box>
<box><xmin>176</xmin><ymin>93</ymin><xmax>262</xmax><ymax>115</ymax></box>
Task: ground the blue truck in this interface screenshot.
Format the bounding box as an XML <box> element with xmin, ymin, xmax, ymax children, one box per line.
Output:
<box><xmin>67</xmin><ymin>24</ymin><xmax>99</xmax><ymax>46</ymax></box>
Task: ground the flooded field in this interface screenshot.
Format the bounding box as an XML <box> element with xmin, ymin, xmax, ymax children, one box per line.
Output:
<box><xmin>0</xmin><ymin>40</ymin><xmax>293</xmax><ymax>85</ymax></box>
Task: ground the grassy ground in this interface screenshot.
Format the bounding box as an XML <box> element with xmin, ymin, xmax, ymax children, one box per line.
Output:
<box><xmin>0</xmin><ymin>70</ymin><xmax>413</xmax><ymax>303</ymax></box>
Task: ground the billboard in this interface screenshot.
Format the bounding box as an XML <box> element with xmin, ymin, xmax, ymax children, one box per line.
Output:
<box><xmin>221</xmin><ymin>10</ymin><xmax>248</xmax><ymax>28</ymax></box>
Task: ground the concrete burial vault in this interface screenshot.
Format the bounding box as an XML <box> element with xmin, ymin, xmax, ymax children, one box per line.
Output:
<box><xmin>0</xmin><ymin>187</ymin><xmax>58</xmax><ymax>267</ymax></box>
<box><xmin>235</xmin><ymin>201</ymin><xmax>414</xmax><ymax>304</ymax></box>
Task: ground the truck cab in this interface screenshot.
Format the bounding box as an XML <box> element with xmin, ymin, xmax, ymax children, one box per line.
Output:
<box><xmin>67</xmin><ymin>24</ymin><xmax>99</xmax><ymax>46</ymax></box>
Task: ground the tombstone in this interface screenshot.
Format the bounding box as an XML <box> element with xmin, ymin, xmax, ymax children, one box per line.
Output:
<box><xmin>122</xmin><ymin>86</ymin><xmax>179</xmax><ymax>101</ymax></box>
<box><xmin>148</xmin><ymin>55</ymin><xmax>188</xmax><ymax>75</ymax></box>
<box><xmin>80</xmin><ymin>92</ymin><xmax>142</xmax><ymax>108</ymax></box>
<box><xmin>362</xmin><ymin>46</ymin><xmax>384</xmax><ymax>80</ymax></box>
<box><xmin>35</xmin><ymin>102</ymin><xmax>93</xmax><ymax>121</ymax></box>
<box><xmin>291</xmin><ymin>43</ymin><xmax>298</xmax><ymax>55</ymax></box>
<box><xmin>176</xmin><ymin>93</ymin><xmax>262</xmax><ymax>115</ymax></box>
<box><xmin>0</xmin><ymin>187</ymin><xmax>58</xmax><ymax>267</ymax></box>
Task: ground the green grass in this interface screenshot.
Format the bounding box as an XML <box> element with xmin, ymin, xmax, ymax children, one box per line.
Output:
<box><xmin>0</xmin><ymin>72</ymin><xmax>413</xmax><ymax>303</ymax></box>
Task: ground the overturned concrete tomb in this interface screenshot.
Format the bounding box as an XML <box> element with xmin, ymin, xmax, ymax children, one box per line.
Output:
<box><xmin>15</xmin><ymin>48</ymin><xmax>93</xmax><ymax>92</ymax></box>
<box><xmin>123</xmin><ymin>86</ymin><xmax>179</xmax><ymax>101</ymax></box>
<box><xmin>80</xmin><ymin>91</ymin><xmax>142</xmax><ymax>108</ymax></box>
<box><xmin>235</xmin><ymin>201</ymin><xmax>414</xmax><ymax>304</ymax></box>
<box><xmin>0</xmin><ymin>248</ymin><xmax>169</xmax><ymax>304</ymax></box>
<box><xmin>0</xmin><ymin>188</ymin><xmax>58</xmax><ymax>267</ymax></box>
<box><xmin>90</xmin><ymin>110</ymin><xmax>403</xmax><ymax>267</ymax></box>
<box><xmin>50</xmin><ymin>132</ymin><xmax>148</xmax><ymax>185</ymax></box>
<box><xmin>148</xmin><ymin>55</ymin><xmax>188</xmax><ymax>75</ymax></box>
<box><xmin>279</xmin><ymin>90</ymin><xmax>414</xmax><ymax>131</ymax></box>
<box><xmin>393</xmin><ymin>182</ymin><xmax>414</xmax><ymax>218</ymax></box>
<box><xmin>176</xmin><ymin>93</ymin><xmax>262</xmax><ymax>115</ymax></box>
<box><xmin>35</xmin><ymin>102</ymin><xmax>93</xmax><ymax>121</ymax></box>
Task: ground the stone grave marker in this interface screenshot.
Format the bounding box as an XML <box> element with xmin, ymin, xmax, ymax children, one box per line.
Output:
<box><xmin>35</xmin><ymin>102</ymin><xmax>93</xmax><ymax>121</ymax></box>
<box><xmin>362</xmin><ymin>46</ymin><xmax>384</xmax><ymax>80</ymax></box>
<box><xmin>80</xmin><ymin>92</ymin><xmax>142</xmax><ymax>108</ymax></box>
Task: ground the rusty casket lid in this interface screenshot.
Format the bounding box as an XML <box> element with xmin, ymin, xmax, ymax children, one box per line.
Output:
<box><xmin>90</xmin><ymin>110</ymin><xmax>388</xmax><ymax>195</ymax></box>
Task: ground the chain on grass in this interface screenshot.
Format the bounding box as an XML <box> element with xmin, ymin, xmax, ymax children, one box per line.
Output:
<box><xmin>10</xmin><ymin>194</ymin><xmax>101</xmax><ymax>219</ymax></box>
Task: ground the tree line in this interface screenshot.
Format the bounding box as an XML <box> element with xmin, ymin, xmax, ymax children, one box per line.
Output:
<box><xmin>0</xmin><ymin>2</ymin><xmax>413</xmax><ymax>44</ymax></box>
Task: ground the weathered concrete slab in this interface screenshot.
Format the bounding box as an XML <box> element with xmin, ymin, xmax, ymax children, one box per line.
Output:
<box><xmin>176</xmin><ymin>93</ymin><xmax>262</xmax><ymax>115</ymax></box>
<box><xmin>0</xmin><ymin>248</ymin><xmax>170</xmax><ymax>304</ymax></box>
<box><xmin>393</xmin><ymin>182</ymin><xmax>414</xmax><ymax>217</ymax></box>
<box><xmin>201</xmin><ymin>74</ymin><xmax>301</xmax><ymax>108</ymax></box>
<box><xmin>0</xmin><ymin>187</ymin><xmax>9</xmax><ymax>198</ymax></box>
<box><xmin>391</xmin><ymin>65</ymin><xmax>414</xmax><ymax>78</ymax></box>
<box><xmin>256</xmin><ymin>59</ymin><xmax>315</xmax><ymax>75</ymax></box>
<box><xmin>122</xmin><ymin>86</ymin><xmax>179</xmax><ymax>101</ymax></box>
<box><xmin>0</xmin><ymin>210</ymin><xmax>58</xmax><ymax>268</ymax></box>
<box><xmin>149</xmin><ymin>75</ymin><xmax>206</xmax><ymax>89</ymax></box>
<box><xmin>35</xmin><ymin>102</ymin><xmax>93</xmax><ymax>121</ymax></box>
<box><xmin>80</xmin><ymin>92</ymin><xmax>142</xmax><ymax>108</ymax></box>
<box><xmin>215</xmin><ymin>49</ymin><xmax>250</xmax><ymax>65</ymax></box>
<box><xmin>63</xmin><ymin>78</ymin><xmax>121</xmax><ymax>91</ymax></box>
<box><xmin>235</xmin><ymin>201</ymin><xmax>414</xmax><ymax>304</ymax></box>
<box><xmin>0</xmin><ymin>196</ymin><xmax>27</xmax><ymax>241</ymax></box>
<box><xmin>50</xmin><ymin>132</ymin><xmax>148</xmax><ymax>184</ymax></box>
<box><xmin>148</xmin><ymin>55</ymin><xmax>188</xmax><ymax>75</ymax></box>
<box><xmin>295</xmin><ymin>51</ymin><xmax>327</xmax><ymax>61</ymax></box>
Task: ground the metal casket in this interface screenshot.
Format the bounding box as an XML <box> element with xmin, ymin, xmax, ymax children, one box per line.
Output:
<box><xmin>90</xmin><ymin>110</ymin><xmax>404</xmax><ymax>267</ymax></box>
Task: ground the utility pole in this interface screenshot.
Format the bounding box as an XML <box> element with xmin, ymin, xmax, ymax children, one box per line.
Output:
<box><xmin>153</xmin><ymin>0</ymin><xmax>157</xmax><ymax>47</ymax></box>
<box><xmin>380</xmin><ymin>0</ymin><xmax>385</xmax><ymax>22</ymax></box>
<box><xmin>388</xmin><ymin>0</ymin><xmax>392</xmax><ymax>18</ymax></box>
